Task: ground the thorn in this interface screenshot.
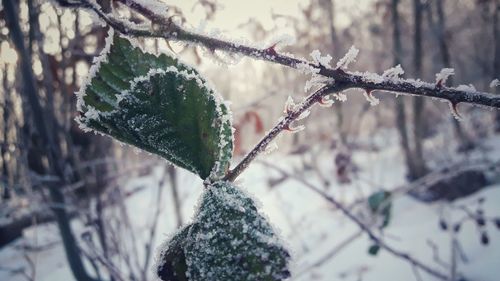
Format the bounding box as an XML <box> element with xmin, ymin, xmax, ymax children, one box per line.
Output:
<box><xmin>319</xmin><ymin>96</ymin><xmax>334</xmax><ymax>107</ymax></box>
<box><xmin>285</xmin><ymin>122</ymin><xmax>305</xmax><ymax>133</ymax></box>
<box><xmin>449</xmin><ymin>101</ymin><xmax>462</xmax><ymax>120</ymax></box>
<box><xmin>365</xmin><ymin>89</ymin><xmax>373</xmax><ymax>97</ymax></box>
<box><xmin>363</xmin><ymin>89</ymin><xmax>379</xmax><ymax>106</ymax></box>
<box><xmin>264</xmin><ymin>43</ymin><xmax>278</xmax><ymax>56</ymax></box>
<box><xmin>165</xmin><ymin>40</ymin><xmax>176</xmax><ymax>54</ymax></box>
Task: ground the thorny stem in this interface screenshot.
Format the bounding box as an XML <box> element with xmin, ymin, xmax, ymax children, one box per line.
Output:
<box><xmin>55</xmin><ymin>0</ymin><xmax>500</xmax><ymax>180</ymax></box>
<box><xmin>58</xmin><ymin>0</ymin><xmax>500</xmax><ymax>110</ymax></box>
<box><xmin>224</xmin><ymin>83</ymin><xmax>346</xmax><ymax>182</ymax></box>
<box><xmin>260</xmin><ymin>160</ymin><xmax>450</xmax><ymax>281</ymax></box>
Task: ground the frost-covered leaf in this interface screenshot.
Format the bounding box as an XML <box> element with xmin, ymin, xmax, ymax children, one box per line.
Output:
<box><xmin>165</xmin><ymin>181</ymin><xmax>290</xmax><ymax>281</ymax></box>
<box><xmin>156</xmin><ymin>226</ymin><xmax>190</xmax><ymax>281</ymax></box>
<box><xmin>368</xmin><ymin>190</ymin><xmax>392</xmax><ymax>228</ymax></box>
<box><xmin>76</xmin><ymin>32</ymin><xmax>233</xmax><ymax>179</ymax></box>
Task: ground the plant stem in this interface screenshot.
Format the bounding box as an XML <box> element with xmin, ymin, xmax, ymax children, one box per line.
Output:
<box><xmin>224</xmin><ymin>83</ymin><xmax>344</xmax><ymax>182</ymax></box>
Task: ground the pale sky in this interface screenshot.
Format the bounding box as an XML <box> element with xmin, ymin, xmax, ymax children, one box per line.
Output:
<box><xmin>163</xmin><ymin>0</ymin><xmax>375</xmax><ymax>35</ymax></box>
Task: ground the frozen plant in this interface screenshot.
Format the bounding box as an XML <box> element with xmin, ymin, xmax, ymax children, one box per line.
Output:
<box><xmin>62</xmin><ymin>0</ymin><xmax>500</xmax><ymax>280</ymax></box>
<box><xmin>76</xmin><ymin>32</ymin><xmax>290</xmax><ymax>281</ymax></box>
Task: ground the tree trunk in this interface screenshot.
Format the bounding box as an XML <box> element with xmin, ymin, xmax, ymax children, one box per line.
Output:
<box><xmin>433</xmin><ymin>0</ymin><xmax>474</xmax><ymax>150</ymax></box>
<box><xmin>1</xmin><ymin>66</ymin><xmax>11</xmax><ymax>200</ymax></box>
<box><xmin>168</xmin><ymin>166</ymin><xmax>183</xmax><ymax>228</ymax></box>
<box><xmin>322</xmin><ymin>0</ymin><xmax>346</xmax><ymax>144</ymax></box>
<box><xmin>3</xmin><ymin>1</ymin><xmax>96</xmax><ymax>280</ymax></box>
<box><xmin>493</xmin><ymin>0</ymin><xmax>500</xmax><ymax>132</ymax></box>
<box><xmin>391</xmin><ymin>0</ymin><xmax>416</xmax><ymax>179</ymax></box>
<box><xmin>411</xmin><ymin>0</ymin><xmax>428</xmax><ymax>179</ymax></box>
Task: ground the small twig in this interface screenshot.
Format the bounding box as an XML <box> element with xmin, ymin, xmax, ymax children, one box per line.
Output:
<box><xmin>260</xmin><ymin>160</ymin><xmax>449</xmax><ymax>281</ymax></box>
<box><xmin>426</xmin><ymin>239</ymin><xmax>450</xmax><ymax>269</ymax></box>
<box><xmin>224</xmin><ymin>84</ymin><xmax>343</xmax><ymax>181</ymax></box>
<box><xmin>411</xmin><ymin>264</ymin><xmax>424</xmax><ymax>281</ymax></box>
<box><xmin>293</xmin><ymin>230</ymin><xmax>363</xmax><ymax>279</ymax></box>
<box><xmin>80</xmin><ymin>237</ymin><xmax>125</xmax><ymax>281</ymax></box>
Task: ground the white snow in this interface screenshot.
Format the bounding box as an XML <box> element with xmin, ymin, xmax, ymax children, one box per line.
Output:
<box><xmin>336</xmin><ymin>46</ymin><xmax>359</xmax><ymax>70</ymax></box>
<box><xmin>455</xmin><ymin>84</ymin><xmax>477</xmax><ymax>93</ymax></box>
<box><xmin>2</xmin><ymin>134</ymin><xmax>500</xmax><ymax>281</ymax></box>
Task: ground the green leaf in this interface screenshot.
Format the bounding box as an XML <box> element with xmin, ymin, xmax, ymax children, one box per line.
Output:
<box><xmin>368</xmin><ymin>190</ymin><xmax>392</xmax><ymax>228</ymax></box>
<box><xmin>368</xmin><ymin>244</ymin><xmax>380</xmax><ymax>256</ymax></box>
<box><xmin>182</xmin><ymin>181</ymin><xmax>290</xmax><ymax>281</ymax></box>
<box><xmin>76</xmin><ymin>31</ymin><xmax>233</xmax><ymax>180</ymax></box>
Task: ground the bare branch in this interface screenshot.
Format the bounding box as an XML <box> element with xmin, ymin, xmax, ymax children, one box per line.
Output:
<box><xmin>56</xmin><ymin>0</ymin><xmax>500</xmax><ymax>110</ymax></box>
<box><xmin>259</xmin><ymin>160</ymin><xmax>450</xmax><ymax>281</ymax></box>
<box><xmin>224</xmin><ymin>84</ymin><xmax>344</xmax><ymax>182</ymax></box>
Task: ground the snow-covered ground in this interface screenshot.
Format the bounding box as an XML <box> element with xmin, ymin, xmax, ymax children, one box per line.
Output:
<box><xmin>1</xmin><ymin>136</ymin><xmax>500</xmax><ymax>281</ymax></box>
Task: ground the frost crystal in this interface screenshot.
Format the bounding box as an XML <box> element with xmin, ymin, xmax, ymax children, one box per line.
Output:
<box><xmin>304</xmin><ymin>75</ymin><xmax>334</xmax><ymax>93</ymax></box>
<box><xmin>76</xmin><ymin>28</ymin><xmax>114</xmax><ymax>113</ymax></box>
<box><xmin>288</xmin><ymin>123</ymin><xmax>305</xmax><ymax>133</ymax></box>
<box><xmin>490</xmin><ymin>79</ymin><xmax>500</xmax><ymax>88</ymax></box>
<box><xmin>296</xmin><ymin>62</ymin><xmax>320</xmax><ymax>75</ymax></box>
<box><xmin>156</xmin><ymin>182</ymin><xmax>291</xmax><ymax>281</ymax></box>
<box><xmin>129</xmin><ymin>0</ymin><xmax>169</xmax><ymax>15</ymax></box>
<box><xmin>296</xmin><ymin>110</ymin><xmax>310</xmax><ymax>121</ymax></box>
<box><xmin>310</xmin><ymin>50</ymin><xmax>332</xmax><ymax>67</ymax></box>
<box><xmin>336</xmin><ymin>46</ymin><xmax>359</xmax><ymax>70</ymax></box>
<box><xmin>435</xmin><ymin>68</ymin><xmax>455</xmax><ymax>85</ymax></box>
<box><xmin>264</xmin><ymin>142</ymin><xmax>278</xmax><ymax>155</ymax></box>
<box><xmin>363</xmin><ymin>72</ymin><xmax>384</xmax><ymax>84</ymax></box>
<box><xmin>83</xmin><ymin>106</ymin><xmax>101</xmax><ymax>120</ymax></box>
<box><xmin>284</xmin><ymin>96</ymin><xmax>296</xmax><ymax>113</ymax></box>
<box><xmin>334</xmin><ymin>92</ymin><xmax>348</xmax><ymax>102</ymax></box>
<box><xmin>382</xmin><ymin>64</ymin><xmax>405</xmax><ymax>78</ymax></box>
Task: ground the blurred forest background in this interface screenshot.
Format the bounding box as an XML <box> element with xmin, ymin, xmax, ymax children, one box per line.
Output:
<box><xmin>1</xmin><ymin>0</ymin><xmax>500</xmax><ymax>280</ymax></box>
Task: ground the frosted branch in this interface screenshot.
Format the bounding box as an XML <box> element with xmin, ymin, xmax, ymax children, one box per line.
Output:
<box><xmin>57</xmin><ymin>0</ymin><xmax>500</xmax><ymax>111</ymax></box>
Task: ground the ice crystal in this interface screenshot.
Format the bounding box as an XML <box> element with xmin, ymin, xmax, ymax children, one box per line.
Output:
<box><xmin>382</xmin><ymin>64</ymin><xmax>405</xmax><ymax>79</ymax></box>
<box><xmin>310</xmin><ymin>50</ymin><xmax>332</xmax><ymax>67</ymax></box>
<box><xmin>336</xmin><ymin>46</ymin><xmax>359</xmax><ymax>70</ymax></box>
<box><xmin>490</xmin><ymin>79</ymin><xmax>500</xmax><ymax>88</ymax></box>
<box><xmin>284</xmin><ymin>96</ymin><xmax>297</xmax><ymax>113</ymax></box>
<box><xmin>435</xmin><ymin>68</ymin><xmax>455</xmax><ymax>85</ymax></box>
